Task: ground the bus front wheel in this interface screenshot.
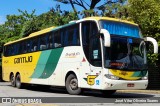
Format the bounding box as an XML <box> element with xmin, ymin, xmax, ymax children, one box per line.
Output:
<box><xmin>65</xmin><ymin>74</ymin><xmax>81</xmax><ymax>95</ymax></box>
<box><xmin>15</xmin><ymin>74</ymin><xmax>23</xmax><ymax>89</ymax></box>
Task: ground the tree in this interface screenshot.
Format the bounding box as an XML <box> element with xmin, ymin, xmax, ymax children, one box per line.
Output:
<box><xmin>54</xmin><ymin>0</ymin><xmax>101</xmax><ymax>10</ymax></box>
<box><xmin>127</xmin><ymin>0</ymin><xmax>160</xmax><ymax>65</ymax></box>
<box><xmin>0</xmin><ymin>9</ymin><xmax>37</xmax><ymax>41</ymax></box>
<box><xmin>53</xmin><ymin>0</ymin><xmax>127</xmax><ymax>17</ymax></box>
<box><xmin>53</xmin><ymin>0</ymin><xmax>102</xmax><ymax>17</ymax></box>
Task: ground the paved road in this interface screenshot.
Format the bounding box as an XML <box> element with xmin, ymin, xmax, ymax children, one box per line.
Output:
<box><xmin>0</xmin><ymin>82</ymin><xmax>160</xmax><ymax>106</ymax></box>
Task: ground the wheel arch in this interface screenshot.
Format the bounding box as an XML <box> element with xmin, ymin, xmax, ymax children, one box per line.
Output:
<box><xmin>15</xmin><ymin>72</ymin><xmax>20</xmax><ymax>78</ymax></box>
<box><xmin>65</xmin><ymin>71</ymin><xmax>80</xmax><ymax>84</ymax></box>
<box><xmin>9</xmin><ymin>72</ymin><xmax>14</xmax><ymax>81</ymax></box>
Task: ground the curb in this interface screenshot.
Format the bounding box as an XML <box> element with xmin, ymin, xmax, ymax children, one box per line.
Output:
<box><xmin>117</xmin><ymin>90</ymin><xmax>160</xmax><ymax>94</ymax></box>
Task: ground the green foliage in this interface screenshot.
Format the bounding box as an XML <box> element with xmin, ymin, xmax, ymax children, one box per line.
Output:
<box><xmin>0</xmin><ymin>9</ymin><xmax>37</xmax><ymax>43</ymax></box>
<box><xmin>127</xmin><ymin>0</ymin><xmax>160</xmax><ymax>65</ymax></box>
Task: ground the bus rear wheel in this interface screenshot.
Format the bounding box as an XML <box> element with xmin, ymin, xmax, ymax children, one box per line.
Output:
<box><xmin>65</xmin><ymin>74</ymin><xmax>81</xmax><ymax>95</ymax></box>
<box><xmin>101</xmin><ymin>90</ymin><xmax>116</xmax><ymax>97</ymax></box>
<box><xmin>15</xmin><ymin>74</ymin><xmax>23</xmax><ymax>89</ymax></box>
<box><xmin>10</xmin><ymin>74</ymin><xmax>15</xmax><ymax>87</ymax></box>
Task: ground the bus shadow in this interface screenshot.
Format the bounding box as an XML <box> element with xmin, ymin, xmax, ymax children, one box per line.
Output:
<box><xmin>24</xmin><ymin>85</ymin><xmax>69</xmax><ymax>94</ymax></box>
<box><xmin>22</xmin><ymin>85</ymin><xmax>154</xmax><ymax>98</ymax></box>
<box><xmin>80</xmin><ymin>91</ymin><xmax>155</xmax><ymax>98</ymax></box>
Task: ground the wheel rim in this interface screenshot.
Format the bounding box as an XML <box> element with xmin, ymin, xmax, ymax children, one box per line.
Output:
<box><xmin>11</xmin><ymin>75</ymin><xmax>14</xmax><ymax>86</ymax></box>
<box><xmin>70</xmin><ymin>78</ymin><xmax>78</xmax><ymax>90</ymax></box>
<box><xmin>16</xmin><ymin>76</ymin><xmax>20</xmax><ymax>87</ymax></box>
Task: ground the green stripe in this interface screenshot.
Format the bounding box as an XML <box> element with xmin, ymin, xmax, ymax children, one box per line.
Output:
<box><xmin>51</xmin><ymin>22</ymin><xmax>76</xmax><ymax>31</ymax></box>
<box><xmin>31</xmin><ymin>50</ymin><xmax>51</xmax><ymax>78</ymax></box>
<box><xmin>39</xmin><ymin>48</ymin><xmax>63</xmax><ymax>78</ymax></box>
<box><xmin>131</xmin><ymin>71</ymin><xmax>147</xmax><ymax>77</ymax></box>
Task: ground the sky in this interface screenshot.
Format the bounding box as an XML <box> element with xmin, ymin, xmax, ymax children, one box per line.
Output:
<box><xmin>0</xmin><ymin>0</ymin><xmax>74</xmax><ymax>24</ymax></box>
<box><xmin>0</xmin><ymin>0</ymin><xmax>105</xmax><ymax>25</ymax></box>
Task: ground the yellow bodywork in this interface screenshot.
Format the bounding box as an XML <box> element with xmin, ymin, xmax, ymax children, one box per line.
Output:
<box><xmin>2</xmin><ymin>52</ymin><xmax>41</xmax><ymax>83</ymax></box>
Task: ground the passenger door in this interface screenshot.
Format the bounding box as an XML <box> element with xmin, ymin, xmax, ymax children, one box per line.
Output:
<box><xmin>80</xmin><ymin>21</ymin><xmax>102</xmax><ymax>89</ymax></box>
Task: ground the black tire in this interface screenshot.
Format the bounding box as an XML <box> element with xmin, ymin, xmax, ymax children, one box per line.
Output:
<box><xmin>10</xmin><ymin>74</ymin><xmax>15</xmax><ymax>87</ymax></box>
<box><xmin>15</xmin><ymin>74</ymin><xmax>23</xmax><ymax>89</ymax></box>
<box><xmin>101</xmin><ymin>90</ymin><xmax>116</xmax><ymax>97</ymax></box>
<box><xmin>65</xmin><ymin>74</ymin><xmax>81</xmax><ymax>95</ymax></box>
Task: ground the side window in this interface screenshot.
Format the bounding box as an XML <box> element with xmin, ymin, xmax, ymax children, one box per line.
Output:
<box><xmin>82</xmin><ymin>22</ymin><xmax>91</xmax><ymax>62</ymax></box>
<box><xmin>5</xmin><ymin>45</ymin><xmax>11</xmax><ymax>56</ymax></box>
<box><xmin>90</xmin><ymin>22</ymin><xmax>101</xmax><ymax>66</ymax></box>
<box><xmin>13</xmin><ymin>43</ymin><xmax>19</xmax><ymax>55</ymax></box>
<box><xmin>70</xmin><ymin>24</ymin><xmax>80</xmax><ymax>46</ymax></box>
<box><xmin>40</xmin><ymin>34</ymin><xmax>48</xmax><ymax>50</ymax></box>
<box><xmin>49</xmin><ymin>32</ymin><xmax>54</xmax><ymax>49</ymax></box>
<box><xmin>23</xmin><ymin>41</ymin><xmax>27</xmax><ymax>53</ymax></box>
<box><xmin>26</xmin><ymin>40</ymin><xmax>31</xmax><ymax>53</ymax></box>
<box><xmin>49</xmin><ymin>30</ymin><xmax>61</xmax><ymax>48</ymax></box>
<box><xmin>90</xmin><ymin>37</ymin><xmax>102</xmax><ymax>66</ymax></box>
<box><xmin>82</xmin><ymin>22</ymin><xmax>90</xmax><ymax>46</ymax></box>
<box><xmin>31</xmin><ymin>38</ymin><xmax>39</xmax><ymax>52</ymax></box>
<box><xmin>19</xmin><ymin>42</ymin><xmax>23</xmax><ymax>54</ymax></box>
<box><xmin>54</xmin><ymin>31</ymin><xmax>61</xmax><ymax>48</ymax></box>
<box><xmin>63</xmin><ymin>24</ymin><xmax>80</xmax><ymax>46</ymax></box>
<box><xmin>11</xmin><ymin>45</ymin><xmax>15</xmax><ymax>55</ymax></box>
<box><xmin>90</xmin><ymin>22</ymin><xmax>98</xmax><ymax>37</ymax></box>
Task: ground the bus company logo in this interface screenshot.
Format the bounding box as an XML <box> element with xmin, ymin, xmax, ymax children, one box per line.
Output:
<box><xmin>84</xmin><ymin>75</ymin><xmax>98</xmax><ymax>86</ymax></box>
<box><xmin>119</xmin><ymin>71</ymin><xmax>128</xmax><ymax>76</ymax></box>
<box><xmin>65</xmin><ymin>52</ymin><xmax>80</xmax><ymax>58</ymax></box>
<box><xmin>14</xmin><ymin>56</ymin><xmax>33</xmax><ymax>64</ymax></box>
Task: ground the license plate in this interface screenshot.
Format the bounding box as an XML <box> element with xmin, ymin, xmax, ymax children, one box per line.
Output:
<box><xmin>127</xmin><ymin>83</ymin><xmax>134</xmax><ymax>87</ymax></box>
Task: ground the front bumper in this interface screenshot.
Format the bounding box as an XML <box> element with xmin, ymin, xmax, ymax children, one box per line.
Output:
<box><xmin>103</xmin><ymin>79</ymin><xmax>148</xmax><ymax>90</ymax></box>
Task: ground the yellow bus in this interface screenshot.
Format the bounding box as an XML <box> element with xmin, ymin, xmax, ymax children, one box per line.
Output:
<box><xmin>2</xmin><ymin>17</ymin><xmax>158</xmax><ymax>95</ymax></box>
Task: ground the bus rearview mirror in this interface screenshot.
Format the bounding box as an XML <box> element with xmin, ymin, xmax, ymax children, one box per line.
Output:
<box><xmin>144</xmin><ymin>37</ymin><xmax>158</xmax><ymax>54</ymax></box>
<box><xmin>100</xmin><ymin>29</ymin><xmax>111</xmax><ymax>47</ymax></box>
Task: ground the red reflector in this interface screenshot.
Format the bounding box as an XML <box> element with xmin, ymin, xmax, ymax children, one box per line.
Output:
<box><xmin>127</xmin><ymin>83</ymin><xmax>134</xmax><ymax>87</ymax></box>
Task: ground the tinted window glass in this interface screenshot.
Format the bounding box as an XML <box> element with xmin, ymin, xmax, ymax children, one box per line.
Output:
<box><xmin>31</xmin><ymin>38</ymin><xmax>39</xmax><ymax>52</ymax></box>
<box><xmin>40</xmin><ymin>35</ymin><xmax>48</xmax><ymax>50</ymax></box>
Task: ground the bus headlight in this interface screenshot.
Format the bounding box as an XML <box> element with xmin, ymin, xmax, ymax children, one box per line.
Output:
<box><xmin>141</xmin><ymin>76</ymin><xmax>148</xmax><ymax>80</ymax></box>
<box><xmin>104</xmin><ymin>74</ymin><xmax>119</xmax><ymax>80</ymax></box>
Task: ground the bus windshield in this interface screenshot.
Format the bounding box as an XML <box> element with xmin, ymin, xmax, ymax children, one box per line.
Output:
<box><xmin>104</xmin><ymin>36</ymin><xmax>147</xmax><ymax>71</ymax></box>
<box><xmin>99</xmin><ymin>20</ymin><xmax>147</xmax><ymax>71</ymax></box>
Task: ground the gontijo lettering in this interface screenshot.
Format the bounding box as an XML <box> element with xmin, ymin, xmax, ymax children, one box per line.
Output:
<box><xmin>14</xmin><ymin>56</ymin><xmax>33</xmax><ymax>64</ymax></box>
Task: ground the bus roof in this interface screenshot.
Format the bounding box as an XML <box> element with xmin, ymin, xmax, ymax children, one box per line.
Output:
<box><xmin>4</xmin><ymin>26</ymin><xmax>56</xmax><ymax>46</ymax></box>
<box><xmin>4</xmin><ymin>22</ymin><xmax>76</xmax><ymax>46</ymax></box>
<box><xmin>4</xmin><ymin>17</ymin><xmax>138</xmax><ymax>46</ymax></box>
<box><xmin>81</xmin><ymin>17</ymin><xmax>138</xmax><ymax>26</ymax></box>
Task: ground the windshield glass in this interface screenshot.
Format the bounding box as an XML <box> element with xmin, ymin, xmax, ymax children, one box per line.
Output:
<box><xmin>104</xmin><ymin>36</ymin><xmax>147</xmax><ymax>71</ymax></box>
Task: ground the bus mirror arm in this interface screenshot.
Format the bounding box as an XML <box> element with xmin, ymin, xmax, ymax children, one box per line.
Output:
<box><xmin>100</xmin><ymin>29</ymin><xmax>111</xmax><ymax>47</ymax></box>
<box><xmin>144</xmin><ymin>37</ymin><xmax>158</xmax><ymax>54</ymax></box>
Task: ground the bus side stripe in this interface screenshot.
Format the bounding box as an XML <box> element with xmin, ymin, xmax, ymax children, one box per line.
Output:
<box><xmin>30</xmin><ymin>50</ymin><xmax>51</xmax><ymax>78</ymax></box>
<box><xmin>39</xmin><ymin>48</ymin><xmax>64</xmax><ymax>78</ymax></box>
<box><xmin>131</xmin><ymin>71</ymin><xmax>147</xmax><ymax>77</ymax></box>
